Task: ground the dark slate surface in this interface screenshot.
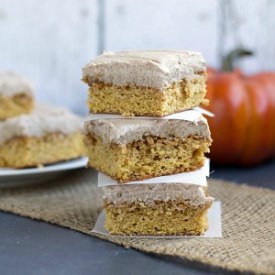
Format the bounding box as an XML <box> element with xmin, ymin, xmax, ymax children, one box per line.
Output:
<box><xmin>0</xmin><ymin>160</ymin><xmax>274</xmax><ymax>275</ymax></box>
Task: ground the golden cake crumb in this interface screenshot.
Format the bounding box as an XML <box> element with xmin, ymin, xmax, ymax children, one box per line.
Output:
<box><xmin>104</xmin><ymin>200</ymin><xmax>211</xmax><ymax>235</ymax></box>
<box><xmin>86</xmin><ymin>74</ymin><xmax>207</xmax><ymax>116</ymax></box>
<box><xmin>0</xmin><ymin>132</ymin><xmax>84</xmax><ymax>168</ymax></box>
<box><xmin>84</xmin><ymin>134</ymin><xmax>211</xmax><ymax>183</ymax></box>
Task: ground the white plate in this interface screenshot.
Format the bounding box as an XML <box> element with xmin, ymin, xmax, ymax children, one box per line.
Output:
<box><xmin>0</xmin><ymin>157</ymin><xmax>88</xmax><ymax>187</ymax></box>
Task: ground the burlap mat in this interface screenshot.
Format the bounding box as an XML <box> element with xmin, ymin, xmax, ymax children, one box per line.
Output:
<box><xmin>0</xmin><ymin>169</ymin><xmax>274</xmax><ymax>274</ymax></box>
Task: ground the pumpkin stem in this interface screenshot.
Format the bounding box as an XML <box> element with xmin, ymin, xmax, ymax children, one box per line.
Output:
<box><xmin>222</xmin><ymin>48</ymin><xmax>254</xmax><ymax>72</ymax></box>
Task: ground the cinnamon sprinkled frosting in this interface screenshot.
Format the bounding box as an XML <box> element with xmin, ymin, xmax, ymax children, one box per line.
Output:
<box><xmin>103</xmin><ymin>183</ymin><xmax>213</xmax><ymax>208</ymax></box>
<box><xmin>83</xmin><ymin>50</ymin><xmax>206</xmax><ymax>90</ymax></box>
<box><xmin>0</xmin><ymin>105</ymin><xmax>83</xmax><ymax>145</ymax></box>
<box><xmin>84</xmin><ymin>112</ymin><xmax>211</xmax><ymax>145</ymax></box>
<box><xmin>0</xmin><ymin>71</ymin><xmax>34</xmax><ymax>97</ymax></box>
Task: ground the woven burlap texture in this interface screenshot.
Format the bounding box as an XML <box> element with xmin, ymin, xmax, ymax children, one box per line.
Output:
<box><xmin>0</xmin><ymin>169</ymin><xmax>274</xmax><ymax>274</ymax></box>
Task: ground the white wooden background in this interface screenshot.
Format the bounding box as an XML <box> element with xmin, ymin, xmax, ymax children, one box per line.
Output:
<box><xmin>0</xmin><ymin>0</ymin><xmax>275</xmax><ymax>115</ymax></box>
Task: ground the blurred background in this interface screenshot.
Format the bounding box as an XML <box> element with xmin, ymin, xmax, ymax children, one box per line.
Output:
<box><xmin>1</xmin><ymin>0</ymin><xmax>275</xmax><ymax>114</ymax></box>
<box><xmin>1</xmin><ymin>0</ymin><xmax>274</xmax><ymax>166</ymax></box>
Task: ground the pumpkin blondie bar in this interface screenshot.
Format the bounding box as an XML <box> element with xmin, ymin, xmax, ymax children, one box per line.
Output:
<box><xmin>0</xmin><ymin>72</ymin><xmax>34</xmax><ymax>120</ymax></box>
<box><xmin>0</xmin><ymin>105</ymin><xmax>84</xmax><ymax>168</ymax></box>
<box><xmin>82</xmin><ymin>50</ymin><xmax>207</xmax><ymax>116</ymax></box>
<box><xmin>84</xmin><ymin>110</ymin><xmax>211</xmax><ymax>183</ymax></box>
<box><xmin>103</xmin><ymin>182</ymin><xmax>213</xmax><ymax>235</ymax></box>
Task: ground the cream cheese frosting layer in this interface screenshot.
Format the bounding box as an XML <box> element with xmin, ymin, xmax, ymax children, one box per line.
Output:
<box><xmin>0</xmin><ymin>104</ymin><xmax>83</xmax><ymax>145</ymax></box>
<box><xmin>103</xmin><ymin>183</ymin><xmax>213</xmax><ymax>208</ymax></box>
<box><xmin>84</xmin><ymin>115</ymin><xmax>210</xmax><ymax>145</ymax></box>
<box><xmin>82</xmin><ymin>50</ymin><xmax>206</xmax><ymax>90</ymax></box>
<box><xmin>0</xmin><ymin>72</ymin><xmax>34</xmax><ymax>97</ymax></box>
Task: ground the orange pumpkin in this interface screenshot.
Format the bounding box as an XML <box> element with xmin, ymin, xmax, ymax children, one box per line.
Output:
<box><xmin>206</xmin><ymin>49</ymin><xmax>275</xmax><ymax>166</ymax></box>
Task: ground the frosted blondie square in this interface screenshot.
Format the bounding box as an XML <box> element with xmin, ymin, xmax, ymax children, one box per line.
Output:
<box><xmin>84</xmin><ymin>111</ymin><xmax>211</xmax><ymax>183</ymax></box>
<box><xmin>0</xmin><ymin>105</ymin><xmax>84</xmax><ymax>168</ymax></box>
<box><xmin>83</xmin><ymin>50</ymin><xmax>207</xmax><ymax>116</ymax></box>
<box><xmin>103</xmin><ymin>182</ymin><xmax>213</xmax><ymax>235</ymax></box>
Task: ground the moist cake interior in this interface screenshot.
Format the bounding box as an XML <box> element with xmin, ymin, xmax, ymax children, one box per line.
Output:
<box><xmin>85</xmin><ymin>134</ymin><xmax>210</xmax><ymax>182</ymax></box>
<box><xmin>103</xmin><ymin>183</ymin><xmax>213</xmax><ymax>235</ymax></box>
<box><xmin>0</xmin><ymin>132</ymin><xmax>84</xmax><ymax>168</ymax></box>
<box><xmin>87</xmin><ymin>74</ymin><xmax>207</xmax><ymax>116</ymax></box>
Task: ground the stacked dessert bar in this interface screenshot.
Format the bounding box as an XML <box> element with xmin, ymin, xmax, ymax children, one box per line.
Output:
<box><xmin>83</xmin><ymin>50</ymin><xmax>213</xmax><ymax>235</ymax></box>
